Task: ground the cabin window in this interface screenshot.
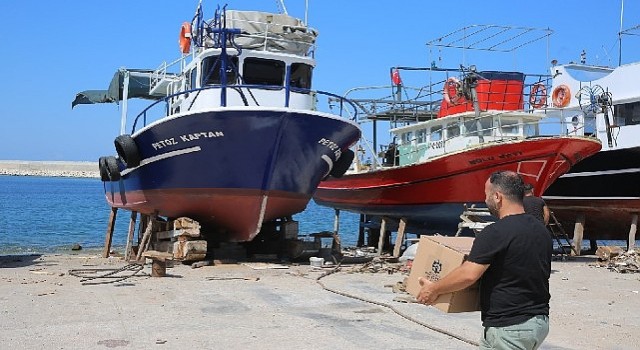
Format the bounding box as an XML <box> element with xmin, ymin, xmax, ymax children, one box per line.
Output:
<box><xmin>464</xmin><ymin>117</ymin><xmax>493</xmax><ymax>136</ymax></box>
<box><xmin>446</xmin><ymin>122</ymin><xmax>460</xmax><ymax>139</ymax></box>
<box><xmin>243</xmin><ymin>58</ymin><xmax>285</xmax><ymax>86</ymax></box>
<box><xmin>416</xmin><ymin>129</ymin><xmax>427</xmax><ymax>143</ymax></box>
<box><xmin>400</xmin><ymin>131</ymin><xmax>413</xmax><ymax>144</ymax></box>
<box><xmin>500</xmin><ymin>119</ymin><xmax>520</xmax><ymax>135</ymax></box>
<box><xmin>290</xmin><ymin>63</ymin><xmax>312</xmax><ymax>89</ymax></box>
<box><xmin>201</xmin><ymin>56</ymin><xmax>239</xmax><ymax>85</ymax></box>
<box><xmin>615</xmin><ymin>101</ymin><xmax>640</xmax><ymax>126</ymax></box>
<box><xmin>190</xmin><ymin>68</ymin><xmax>198</xmax><ymax>89</ymax></box>
<box><xmin>430</xmin><ymin>125</ymin><xmax>443</xmax><ymax>141</ymax></box>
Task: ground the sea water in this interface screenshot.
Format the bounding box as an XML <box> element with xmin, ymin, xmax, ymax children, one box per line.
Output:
<box><xmin>0</xmin><ymin>175</ymin><xmax>361</xmax><ymax>254</ymax></box>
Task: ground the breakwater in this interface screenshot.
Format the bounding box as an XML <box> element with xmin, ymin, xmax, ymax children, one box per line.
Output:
<box><xmin>0</xmin><ymin>160</ymin><xmax>99</xmax><ymax>178</ymax></box>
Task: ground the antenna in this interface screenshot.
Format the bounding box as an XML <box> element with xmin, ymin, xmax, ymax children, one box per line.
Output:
<box><xmin>276</xmin><ymin>0</ymin><xmax>289</xmax><ymax>15</ymax></box>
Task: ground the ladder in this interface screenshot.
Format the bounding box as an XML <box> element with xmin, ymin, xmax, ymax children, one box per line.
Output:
<box><xmin>547</xmin><ymin>211</ymin><xmax>578</xmax><ymax>257</ymax></box>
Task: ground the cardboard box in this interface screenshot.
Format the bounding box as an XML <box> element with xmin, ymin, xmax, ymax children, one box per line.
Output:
<box><xmin>406</xmin><ymin>236</ymin><xmax>480</xmax><ymax>313</ymax></box>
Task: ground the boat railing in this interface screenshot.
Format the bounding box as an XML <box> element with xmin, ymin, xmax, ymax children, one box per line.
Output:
<box><xmin>196</xmin><ymin>11</ymin><xmax>317</xmax><ymax>57</ymax></box>
<box><xmin>149</xmin><ymin>56</ymin><xmax>187</xmax><ymax>96</ymax></box>
<box><xmin>130</xmin><ymin>84</ymin><xmax>358</xmax><ymax>133</ymax></box>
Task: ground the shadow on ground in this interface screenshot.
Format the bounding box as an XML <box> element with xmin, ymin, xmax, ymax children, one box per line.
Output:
<box><xmin>0</xmin><ymin>254</ymin><xmax>42</xmax><ymax>268</ymax></box>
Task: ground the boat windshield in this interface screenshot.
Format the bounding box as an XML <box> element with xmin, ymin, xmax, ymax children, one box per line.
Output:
<box><xmin>201</xmin><ymin>56</ymin><xmax>239</xmax><ymax>85</ymax></box>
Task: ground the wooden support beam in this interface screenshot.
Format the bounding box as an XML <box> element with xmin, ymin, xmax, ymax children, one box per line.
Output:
<box><xmin>136</xmin><ymin>215</ymin><xmax>155</xmax><ymax>262</ymax></box>
<box><xmin>377</xmin><ymin>218</ymin><xmax>387</xmax><ymax>256</ymax></box>
<box><xmin>333</xmin><ymin>209</ymin><xmax>340</xmax><ymax>236</ymax></box>
<box><xmin>628</xmin><ymin>214</ymin><xmax>638</xmax><ymax>251</ymax></box>
<box><xmin>357</xmin><ymin>214</ymin><xmax>366</xmax><ymax>247</ymax></box>
<box><xmin>572</xmin><ymin>213</ymin><xmax>585</xmax><ymax>256</ymax></box>
<box><xmin>393</xmin><ymin>218</ymin><xmax>407</xmax><ymax>258</ymax></box>
<box><xmin>102</xmin><ymin>207</ymin><xmax>118</xmax><ymax>258</ymax></box>
<box><xmin>124</xmin><ymin>211</ymin><xmax>138</xmax><ymax>262</ymax></box>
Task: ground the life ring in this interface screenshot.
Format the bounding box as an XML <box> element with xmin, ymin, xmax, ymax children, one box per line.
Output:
<box><xmin>114</xmin><ymin>134</ymin><xmax>141</xmax><ymax>168</ymax></box>
<box><xmin>329</xmin><ymin>149</ymin><xmax>355</xmax><ymax>178</ymax></box>
<box><xmin>529</xmin><ymin>82</ymin><xmax>547</xmax><ymax>108</ymax></box>
<box><xmin>443</xmin><ymin>77</ymin><xmax>463</xmax><ymax>105</ymax></box>
<box><xmin>552</xmin><ymin>84</ymin><xmax>571</xmax><ymax>108</ymax></box>
<box><xmin>179</xmin><ymin>22</ymin><xmax>192</xmax><ymax>54</ymax></box>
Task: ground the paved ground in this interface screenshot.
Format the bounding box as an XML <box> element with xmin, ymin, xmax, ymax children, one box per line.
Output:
<box><xmin>0</xmin><ymin>254</ymin><xmax>638</xmax><ymax>349</ymax></box>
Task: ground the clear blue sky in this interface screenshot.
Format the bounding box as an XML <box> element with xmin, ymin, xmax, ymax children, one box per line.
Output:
<box><xmin>1</xmin><ymin>0</ymin><xmax>637</xmax><ymax>161</ymax></box>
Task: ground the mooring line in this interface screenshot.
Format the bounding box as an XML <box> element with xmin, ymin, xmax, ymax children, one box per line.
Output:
<box><xmin>315</xmin><ymin>265</ymin><xmax>479</xmax><ymax>347</ymax></box>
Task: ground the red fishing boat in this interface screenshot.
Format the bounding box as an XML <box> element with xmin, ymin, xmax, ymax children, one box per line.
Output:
<box><xmin>314</xmin><ymin>66</ymin><xmax>602</xmax><ymax>235</ymax></box>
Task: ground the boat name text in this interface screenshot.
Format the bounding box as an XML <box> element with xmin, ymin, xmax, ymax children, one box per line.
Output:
<box><xmin>151</xmin><ymin>131</ymin><xmax>225</xmax><ymax>150</ymax></box>
<box><xmin>468</xmin><ymin>150</ymin><xmax>524</xmax><ymax>165</ymax></box>
<box><xmin>318</xmin><ymin>138</ymin><xmax>342</xmax><ymax>159</ymax></box>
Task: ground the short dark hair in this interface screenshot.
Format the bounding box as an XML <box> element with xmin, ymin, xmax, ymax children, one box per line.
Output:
<box><xmin>523</xmin><ymin>183</ymin><xmax>534</xmax><ymax>192</ymax></box>
<box><xmin>489</xmin><ymin>170</ymin><xmax>525</xmax><ymax>203</ymax></box>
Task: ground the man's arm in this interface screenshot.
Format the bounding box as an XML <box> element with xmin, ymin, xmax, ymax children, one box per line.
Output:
<box><xmin>417</xmin><ymin>260</ymin><xmax>488</xmax><ymax>305</ymax></box>
<box><xmin>543</xmin><ymin>204</ymin><xmax>550</xmax><ymax>225</ymax></box>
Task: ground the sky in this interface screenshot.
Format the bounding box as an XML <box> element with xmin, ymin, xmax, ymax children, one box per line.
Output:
<box><xmin>0</xmin><ymin>0</ymin><xmax>638</xmax><ymax>161</ymax></box>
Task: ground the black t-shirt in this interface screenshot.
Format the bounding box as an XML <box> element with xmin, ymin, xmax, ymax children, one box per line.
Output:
<box><xmin>523</xmin><ymin>196</ymin><xmax>546</xmax><ymax>223</ymax></box>
<box><xmin>467</xmin><ymin>214</ymin><xmax>552</xmax><ymax>327</ymax></box>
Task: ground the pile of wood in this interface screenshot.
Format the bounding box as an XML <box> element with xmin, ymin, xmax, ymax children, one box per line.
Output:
<box><xmin>151</xmin><ymin>217</ymin><xmax>207</xmax><ymax>262</ymax></box>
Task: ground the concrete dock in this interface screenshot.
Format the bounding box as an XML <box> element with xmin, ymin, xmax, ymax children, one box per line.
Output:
<box><xmin>0</xmin><ymin>253</ymin><xmax>638</xmax><ymax>349</ymax></box>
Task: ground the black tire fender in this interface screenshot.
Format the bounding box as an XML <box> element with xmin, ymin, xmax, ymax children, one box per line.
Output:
<box><xmin>98</xmin><ymin>156</ymin><xmax>110</xmax><ymax>182</ymax></box>
<box><xmin>329</xmin><ymin>149</ymin><xmax>355</xmax><ymax>178</ymax></box>
<box><xmin>104</xmin><ymin>156</ymin><xmax>121</xmax><ymax>181</ymax></box>
<box><xmin>114</xmin><ymin>134</ymin><xmax>141</xmax><ymax>168</ymax></box>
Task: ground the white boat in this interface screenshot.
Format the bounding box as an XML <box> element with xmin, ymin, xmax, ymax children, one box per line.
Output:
<box><xmin>541</xmin><ymin>60</ymin><xmax>640</xmax><ymax>240</ymax></box>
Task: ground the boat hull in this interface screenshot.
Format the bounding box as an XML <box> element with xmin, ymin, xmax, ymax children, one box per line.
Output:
<box><xmin>314</xmin><ymin>137</ymin><xmax>601</xmax><ymax>235</ymax></box>
<box><xmin>104</xmin><ymin>108</ymin><xmax>360</xmax><ymax>241</ymax></box>
<box><xmin>543</xmin><ymin>146</ymin><xmax>640</xmax><ymax>240</ymax></box>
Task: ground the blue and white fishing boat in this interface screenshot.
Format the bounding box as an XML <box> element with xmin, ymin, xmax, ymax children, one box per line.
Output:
<box><xmin>72</xmin><ymin>3</ymin><xmax>361</xmax><ymax>242</ymax></box>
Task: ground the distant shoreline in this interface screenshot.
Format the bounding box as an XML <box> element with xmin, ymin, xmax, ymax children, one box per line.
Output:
<box><xmin>0</xmin><ymin>160</ymin><xmax>99</xmax><ymax>178</ymax></box>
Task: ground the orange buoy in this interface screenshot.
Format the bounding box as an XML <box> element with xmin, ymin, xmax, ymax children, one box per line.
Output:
<box><xmin>179</xmin><ymin>22</ymin><xmax>192</xmax><ymax>54</ymax></box>
<box><xmin>529</xmin><ymin>82</ymin><xmax>547</xmax><ymax>108</ymax></box>
<box><xmin>551</xmin><ymin>84</ymin><xmax>571</xmax><ymax>108</ymax></box>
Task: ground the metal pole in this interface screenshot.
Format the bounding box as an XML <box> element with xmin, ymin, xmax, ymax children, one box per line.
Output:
<box><xmin>120</xmin><ymin>71</ymin><xmax>130</xmax><ymax>135</ymax></box>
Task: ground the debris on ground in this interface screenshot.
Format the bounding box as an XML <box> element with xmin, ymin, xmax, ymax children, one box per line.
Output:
<box><xmin>595</xmin><ymin>248</ymin><xmax>640</xmax><ymax>273</ymax></box>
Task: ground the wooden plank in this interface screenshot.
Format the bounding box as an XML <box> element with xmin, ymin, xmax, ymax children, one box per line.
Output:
<box><xmin>155</xmin><ymin>229</ymin><xmax>200</xmax><ymax>240</ymax></box>
<box><xmin>393</xmin><ymin>218</ymin><xmax>407</xmax><ymax>258</ymax></box>
<box><xmin>628</xmin><ymin>214</ymin><xmax>638</xmax><ymax>251</ymax></box>
<box><xmin>102</xmin><ymin>207</ymin><xmax>118</xmax><ymax>258</ymax></box>
<box><xmin>124</xmin><ymin>211</ymin><xmax>138</xmax><ymax>262</ymax></box>
<box><xmin>136</xmin><ymin>215</ymin><xmax>155</xmax><ymax>262</ymax></box>
<box><xmin>377</xmin><ymin>218</ymin><xmax>387</xmax><ymax>256</ymax></box>
<box><xmin>572</xmin><ymin>213</ymin><xmax>585</xmax><ymax>256</ymax></box>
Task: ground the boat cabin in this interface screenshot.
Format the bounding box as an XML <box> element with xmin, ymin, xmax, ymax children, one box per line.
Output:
<box><xmin>390</xmin><ymin>112</ymin><xmax>543</xmax><ymax>166</ymax></box>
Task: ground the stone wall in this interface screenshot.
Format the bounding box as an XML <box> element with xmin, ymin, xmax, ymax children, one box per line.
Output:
<box><xmin>0</xmin><ymin>161</ymin><xmax>99</xmax><ymax>178</ymax></box>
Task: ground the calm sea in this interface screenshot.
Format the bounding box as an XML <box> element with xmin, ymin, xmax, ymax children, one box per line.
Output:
<box><xmin>0</xmin><ymin>175</ymin><xmax>362</xmax><ymax>254</ymax></box>
<box><xmin>0</xmin><ymin>176</ymin><xmax>632</xmax><ymax>255</ymax></box>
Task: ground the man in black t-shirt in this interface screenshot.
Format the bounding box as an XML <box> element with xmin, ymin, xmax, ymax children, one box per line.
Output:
<box><xmin>523</xmin><ymin>183</ymin><xmax>550</xmax><ymax>225</ymax></box>
<box><xmin>417</xmin><ymin>170</ymin><xmax>551</xmax><ymax>349</ymax></box>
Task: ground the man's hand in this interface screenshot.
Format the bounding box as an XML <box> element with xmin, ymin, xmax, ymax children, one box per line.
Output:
<box><xmin>416</xmin><ymin>277</ymin><xmax>439</xmax><ymax>305</ymax></box>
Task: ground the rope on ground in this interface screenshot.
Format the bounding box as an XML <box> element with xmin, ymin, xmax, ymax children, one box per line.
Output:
<box><xmin>315</xmin><ymin>263</ymin><xmax>479</xmax><ymax>347</ymax></box>
<box><xmin>68</xmin><ymin>263</ymin><xmax>149</xmax><ymax>285</ymax></box>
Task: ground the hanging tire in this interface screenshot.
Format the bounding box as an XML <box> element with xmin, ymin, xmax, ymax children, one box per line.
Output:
<box><xmin>329</xmin><ymin>149</ymin><xmax>355</xmax><ymax>178</ymax></box>
<box><xmin>114</xmin><ymin>134</ymin><xmax>141</xmax><ymax>168</ymax></box>
<box><xmin>98</xmin><ymin>156</ymin><xmax>110</xmax><ymax>182</ymax></box>
<box><xmin>104</xmin><ymin>156</ymin><xmax>121</xmax><ymax>181</ymax></box>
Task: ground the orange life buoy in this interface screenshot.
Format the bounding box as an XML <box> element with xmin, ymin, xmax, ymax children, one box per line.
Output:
<box><xmin>443</xmin><ymin>77</ymin><xmax>463</xmax><ymax>105</ymax></box>
<box><xmin>179</xmin><ymin>22</ymin><xmax>192</xmax><ymax>54</ymax></box>
<box><xmin>529</xmin><ymin>82</ymin><xmax>547</xmax><ymax>108</ymax></box>
<box><xmin>551</xmin><ymin>84</ymin><xmax>571</xmax><ymax>108</ymax></box>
